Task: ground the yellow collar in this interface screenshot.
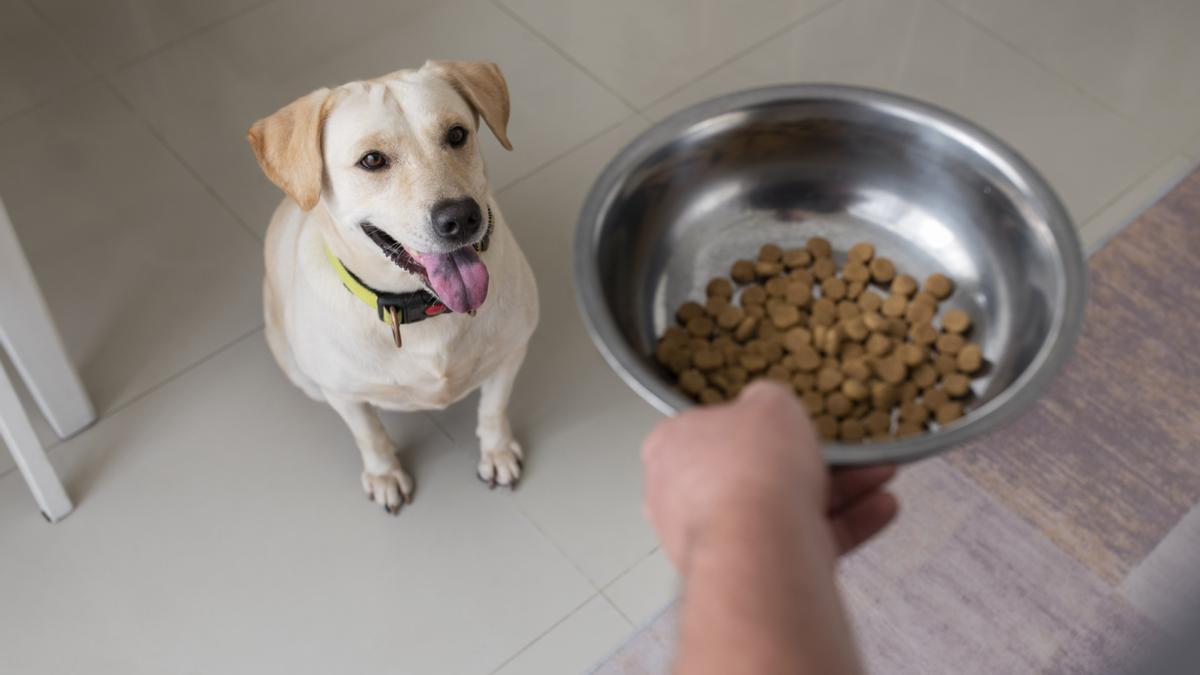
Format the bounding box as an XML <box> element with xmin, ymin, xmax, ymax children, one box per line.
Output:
<box><xmin>323</xmin><ymin>206</ymin><xmax>494</xmax><ymax>348</ymax></box>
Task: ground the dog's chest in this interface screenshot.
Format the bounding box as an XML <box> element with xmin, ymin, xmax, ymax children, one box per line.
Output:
<box><xmin>315</xmin><ymin>315</ymin><xmax>515</xmax><ymax>410</ymax></box>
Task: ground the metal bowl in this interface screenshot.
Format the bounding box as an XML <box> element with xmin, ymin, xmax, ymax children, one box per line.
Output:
<box><xmin>574</xmin><ymin>85</ymin><xmax>1087</xmax><ymax>465</ymax></box>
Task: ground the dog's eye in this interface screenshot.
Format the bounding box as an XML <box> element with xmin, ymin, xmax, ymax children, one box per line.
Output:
<box><xmin>358</xmin><ymin>151</ymin><xmax>388</xmax><ymax>171</ymax></box>
<box><xmin>446</xmin><ymin>125</ymin><xmax>468</xmax><ymax>148</ymax></box>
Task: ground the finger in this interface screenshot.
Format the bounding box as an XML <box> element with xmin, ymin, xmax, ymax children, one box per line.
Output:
<box><xmin>829</xmin><ymin>465</ymin><xmax>897</xmax><ymax>513</ymax></box>
<box><xmin>831</xmin><ymin>490</ymin><xmax>899</xmax><ymax>555</ymax></box>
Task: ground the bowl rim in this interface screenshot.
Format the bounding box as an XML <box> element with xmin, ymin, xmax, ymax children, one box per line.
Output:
<box><xmin>573</xmin><ymin>83</ymin><xmax>1087</xmax><ymax>465</ymax></box>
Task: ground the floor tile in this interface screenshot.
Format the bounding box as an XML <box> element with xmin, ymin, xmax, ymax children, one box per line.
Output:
<box><xmin>0</xmin><ymin>85</ymin><xmax>263</xmax><ymax>438</ymax></box>
<box><xmin>113</xmin><ymin>0</ymin><xmax>632</xmax><ymax>237</ymax></box>
<box><xmin>498</xmin><ymin>0</ymin><xmax>834</xmax><ymax>109</ymax></box>
<box><xmin>29</xmin><ymin>0</ymin><xmax>270</xmax><ymax>72</ymax></box>
<box><xmin>840</xmin><ymin>459</ymin><xmax>1158</xmax><ymax>675</ymax></box>
<box><xmin>0</xmin><ymin>0</ymin><xmax>89</xmax><ymax>122</ymax></box>
<box><xmin>603</xmin><ymin>548</ymin><xmax>679</xmax><ymax>629</ymax></box>
<box><xmin>499</xmin><ymin>0</ymin><xmax>835</xmax><ymax>107</ymax></box>
<box><xmin>1187</xmin><ymin>131</ymin><xmax>1200</xmax><ymax>162</ymax></box>
<box><xmin>427</xmin><ymin>117</ymin><xmax>663</xmax><ymax>587</ymax></box>
<box><xmin>1120</xmin><ymin>502</ymin><xmax>1200</xmax><ymax>636</ymax></box>
<box><xmin>494</xmin><ymin>595</ymin><xmax>632</xmax><ymax>675</ymax></box>
<box><xmin>0</xmin><ymin>333</ymin><xmax>595</xmax><ymax>675</ymax></box>
<box><xmin>1081</xmin><ymin>154</ymin><xmax>1196</xmax><ymax>254</ymax></box>
<box><xmin>944</xmin><ymin>0</ymin><xmax>1200</xmax><ymax>159</ymax></box>
<box><xmin>643</xmin><ymin>0</ymin><xmax>1168</xmax><ymax>225</ymax></box>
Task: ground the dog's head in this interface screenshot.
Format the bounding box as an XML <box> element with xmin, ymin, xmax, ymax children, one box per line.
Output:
<box><xmin>247</xmin><ymin>61</ymin><xmax>512</xmax><ymax>314</ymax></box>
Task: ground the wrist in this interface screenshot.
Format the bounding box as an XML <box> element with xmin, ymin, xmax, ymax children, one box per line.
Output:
<box><xmin>682</xmin><ymin>492</ymin><xmax>828</xmax><ymax>576</ymax></box>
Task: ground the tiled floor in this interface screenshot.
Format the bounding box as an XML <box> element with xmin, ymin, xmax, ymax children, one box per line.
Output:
<box><xmin>1</xmin><ymin>1</ymin><xmax>1197</xmax><ymax>673</ymax></box>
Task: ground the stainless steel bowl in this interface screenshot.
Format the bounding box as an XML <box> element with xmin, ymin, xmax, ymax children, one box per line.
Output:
<box><xmin>574</xmin><ymin>85</ymin><xmax>1087</xmax><ymax>465</ymax></box>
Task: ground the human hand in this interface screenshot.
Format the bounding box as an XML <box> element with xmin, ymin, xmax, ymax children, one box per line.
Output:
<box><xmin>641</xmin><ymin>380</ymin><xmax>899</xmax><ymax>571</ymax></box>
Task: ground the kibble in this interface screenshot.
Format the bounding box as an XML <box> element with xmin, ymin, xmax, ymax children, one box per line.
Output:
<box><xmin>957</xmin><ymin>343</ymin><xmax>983</xmax><ymax>374</ymax></box>
<box><xmin>870</xmin><ymin>257</ymin><xmax>896</xmax><ymax>283</ymax></box>
<box><xmin>812</xmin><ymin>257</ymin><xmax>836</xmax><ymax>281</ymax></box>
<box><xmin>892</xmin><ymin>275</ymin><xmax>918</xmax><ymax>297</ymax></box>
<box><xmin>707</xmin><ymin>277</ymin><xmax>733</xmax><ymax>299</ymax></box>
<box><xmin>783</xmin><ymin>248</ymin><xmax>811</xmax><ymax>269</ymax></box>
<box><xmin>755</xmin><ymin>260</ymin><xmax>782</xmax><ymax>278</ymax></box>
<box><xmin>925</xmin><ymin>273</ymin><xmax>954</xmax><ymax>300</ymax></box>
<box><xmin>848</xmin><ymin>242</ymin><xmax>875</xmax><ymax>263</ymax></box>
<box><xmin>806</xmin><ymin>236</ymin><xmax>833</xmax><ymax>258</ymax></box>
<box><xmin>660</xmin><ymin>236</ymin><xmax>985</xmax><ymax>441</ymax></box>
<box><xmin>943</xmin><ymin>308</ymin><xmax>972</xmax><ymax>334</ymax></box>
<box><xmin>765</xmin><ymin>276</ymin><xmax>789</xmax><ymax>298</ymax></box>
<box><xmin>731</xmin><ymin>260</ymin><xmax>755</xmax><ymax>284</ymax></box>
<box><xmin>717</xmin><ymin>305</ymin><xmax>745</xmax><ymax>330</ymax></box>
<box><xmin>758</xmin><ymin>244</ymin><xmax>783</xmax><ymax>263</ymax></box>
<box><xmin>822</xmin><ymin>277</ymin><xmax>847</xmax><ymax>301</ymax></box>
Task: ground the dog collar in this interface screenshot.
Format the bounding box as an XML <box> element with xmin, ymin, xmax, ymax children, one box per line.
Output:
<box><xmin>325</xmin><ymin>207</ymin><xmax>494</xmax><ymax>348</ymax></box>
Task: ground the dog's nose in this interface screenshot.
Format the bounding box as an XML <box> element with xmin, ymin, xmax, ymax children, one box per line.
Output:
<box><xmin>430</xmin><ymin>198</ymin><xmax>482</xmax><ymax>241</ymax></box>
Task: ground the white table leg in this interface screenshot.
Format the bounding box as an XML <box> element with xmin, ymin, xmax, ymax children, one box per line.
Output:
<box><xmin>0</xmin><ymin>362</ymin><xmax>72</xmax><ymax>521</ymax></box>
<box><xmin>0</xmin><ymin>196</ymin><xmax>95</xmax><ymax>438</ymax></box>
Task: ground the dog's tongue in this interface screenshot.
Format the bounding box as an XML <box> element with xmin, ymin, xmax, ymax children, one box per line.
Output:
<box><xmin>411</xmin><ymin>246</ymin><xmax>489</xmax><ymax>314</ymax></box>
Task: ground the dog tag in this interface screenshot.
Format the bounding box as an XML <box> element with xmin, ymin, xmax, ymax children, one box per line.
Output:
<box><xmin>385</xmin><ymin>306</ymin><xmax>403</xmax><ymax>348</ymax></box>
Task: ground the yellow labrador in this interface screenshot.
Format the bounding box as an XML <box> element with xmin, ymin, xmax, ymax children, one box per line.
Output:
<box><xmin>248</xmin><ymin>61</ymin><xmax>538</xmax><ymax>514</ymax></box>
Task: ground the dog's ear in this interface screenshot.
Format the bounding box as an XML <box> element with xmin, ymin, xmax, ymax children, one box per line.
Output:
<box><xmin>247</xmin><ymin>88</ymin><xmax>331</xmax><ymax>211</ymax></box>
<box><xmin>425</xmin><ymin>60</ymin><xmax>513</xmax><ymax>151</ymax></box>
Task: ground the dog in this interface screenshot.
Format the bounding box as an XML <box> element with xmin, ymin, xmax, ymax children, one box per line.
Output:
<box><xmin>247</xmin><ymin>61</ymin><xmax>538</xmax><ymax>514</ymax></box>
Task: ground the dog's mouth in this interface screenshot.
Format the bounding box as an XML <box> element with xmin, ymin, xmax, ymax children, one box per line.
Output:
<box><xmin>361</xmin><ymin>224</ymin><xmax>490</xmax><ymax>314</ymax></box>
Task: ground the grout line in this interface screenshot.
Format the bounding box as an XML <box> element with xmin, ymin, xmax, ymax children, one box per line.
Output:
<box><xmin>0</xmin><ymin>1</ymin><xmax>96</xmax><ymax>127</ymax></box>
<box><xmin>108</xmin><ymin>0</ymin><xmax>280</xmax><ymax>73</ymax></box>
<box><xmin>1078</xmin><ymin>153</ymin><xmax>1183</xmax><ymax>227</ymax></box>
<box><xmin>597</xmin><ymin>545</ymin><xmax>665</xmax><ymax>625</ymax></box>
<box><xmin>1082</xmin><ymin>155</ymin><xmax>1198</xmax><ymax>256</ymax></box>
<box><xmin>636</xmin><ymin>0</ymin><xmax>846</xmax><ymax>114</ymax></box>
<box><xmin>21</xmin><ymin>0</ymin><xmax>265</xmax><ymax>243</ymax></box>
<box><xmin>0</xmin><ymin>325</ymin><xmax>265</xmax><ymax>484</ymax></box>
<box><xmin>103</xmin><ymin>81</ymin><xmax>265</xmax><ymax>243</ymax></box>
<box><xmin>494</xmin><ymin>114</ymin><xmax>639</xmax><ymax>193</ymax></box>
<box><xmin>486</xmin><ymin>591</ymin><xmax>601</xmax><ymax>675</ymax></box>
<box><xmin>511</xmin><ymin>495</ymin><xmax>605</xmax><ymax>593</ymax></box>
<box><xmin>931</xmin><ymin>0</ymin><xmax>1155</xmax><ymax>134</ymax></box>
<box><xmin>422</xmin><ymin>411</ymin><xmax>457</xmax><ymax>444</ymax></box>
<box><xmin>489</xmin><ymin>0</ymin><xmax>640</xmax><ymax>114</ymax></box>
<box><xmin>599</xmin><ymin>589</ymin><xmax>637</xmax><ymax>627</ymax></box>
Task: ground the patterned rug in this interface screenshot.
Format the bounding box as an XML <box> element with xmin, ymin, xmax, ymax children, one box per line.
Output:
<box><xmin>593</xmin><ymin>168</ymin><xmax>1200</xmax><ymax>674</ymax></box>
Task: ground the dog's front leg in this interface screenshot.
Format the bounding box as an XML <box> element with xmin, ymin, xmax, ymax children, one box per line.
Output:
<box><xmin>476</xmin><ymin>346</ymin><xmax>527</xmax><ymax>489</ymax></box>
<box><xmin>326</xmin><ymin>394</ymin><xmax>414</xmax><ymax>514</ymax></box>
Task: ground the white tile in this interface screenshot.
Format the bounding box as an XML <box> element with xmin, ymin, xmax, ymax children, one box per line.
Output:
<box><xmin>494</xmin><ymin>595</ymin><xmax>632</xmax><ymax>675</ymax></box>
<box><xmin>113</xmin><ymin>0</ymin><xmax>632</xmax><ymax>237</ymax></box>
<box><xmin>0</xmin><ymin>333</ymin><xmax>596</xmax><ymax>675</ymax></box>
<box><xmin>430</xmin><ymin>117</ymin><xmax>665</xmax><ymax>587</ymax></box>
<box><xmin>1187</xmin><ymin>130</ymin><xmax>1200</xmax><ymax>163</ymax></box>
<box><xmin>29</xmin><ymin>0</ymin><xmax>270</xmax><ymax>71</ymax></box>
<box><xmin>944</xmin><ymin>0</ymin><xmax>1200</xmax><ymax>158</ymax></box>
<box><xmin>1121</xmin><ymin>503</ymin><xmax>1200</xmax><ymax>636</ymax></box>
<box><xmin>498</xmin><ymin>0</ymin><xmax>834</xmax><ymax>108</ymax></box>
<box><xmin>644</xmin><ymin>0</ymin><xmax>1168</xmax><ymax>225</ymax></box>
<box><xmin>603</xmin><ymin>548</ymin><xmax>679</xmax><ymax>629</ymax></box>
<box><xmin>1081</xmin><ymin>154</ymin><xmax>1196</xmax><ymax>255</ymax></box>
<box><xmin>0</xmin><ymin>0</ymin><xmax>90</xmax><ymax>121</ymax></box>
<box><xmin>0</xmin><ymin>85</ymin><xmax>263</xmax><ymax>424</ymax></box>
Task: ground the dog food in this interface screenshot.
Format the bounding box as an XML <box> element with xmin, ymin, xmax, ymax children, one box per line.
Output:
<box><xmin>655</xmin><ymin>237</ymin><xmax>988</xmax><ymax>442</ymax></box>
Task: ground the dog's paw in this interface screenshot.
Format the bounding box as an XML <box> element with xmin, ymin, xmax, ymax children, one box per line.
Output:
<box><xmin>478</xmin><ymin>441</ymin><xmax>523</xmax><ymax>489</ymax></box>
<box><xmin>361</xmin><ymin>466</ymin><xmax>414</xmax><ymax>515</ymax></box>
